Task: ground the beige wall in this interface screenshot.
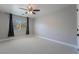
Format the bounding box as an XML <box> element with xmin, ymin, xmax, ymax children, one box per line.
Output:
<box><xmin>34</xmin><ymin>5</ymin><xmax>77</xmax><ymax>45</ymax></box>
<box><xmin>0</xmin><ymin>12</ymin><xmax>9</xmax><ymax>39</ymax></box>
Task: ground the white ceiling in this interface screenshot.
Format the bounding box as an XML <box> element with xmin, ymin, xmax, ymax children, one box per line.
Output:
<box><xmin>0</xmin><ymin>4</ymin><xmax>71</xmax><ymax>17</ymax></box>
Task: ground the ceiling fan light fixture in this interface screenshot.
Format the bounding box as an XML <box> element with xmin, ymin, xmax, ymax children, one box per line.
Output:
<box><xmin>28</xmin><ymin>11</ymin><xmax>32</xmax><ymax>14</ymax></box>
<box><xmin>28</xmin><ymin>5</ymin><xmax>32</xmax><ymax>9</ymax></box>
<box><xmin>20</xmin><ymin>4</ymin><xmax>40</xmax><ymax>15</ymax></box>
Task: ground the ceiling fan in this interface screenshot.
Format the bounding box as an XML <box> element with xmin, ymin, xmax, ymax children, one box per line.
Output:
<box><xmin>20</xmin><ymin>4</ymin><xmax>40</xmax><ymax>15</ymax></box>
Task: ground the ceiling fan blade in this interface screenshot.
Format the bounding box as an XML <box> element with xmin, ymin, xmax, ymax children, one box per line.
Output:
<box><xmin>33</xmin><ymin>9</ymin><xmax>40</xmax><ymax>11</ymax></box>
<box><xmin>20</xmin><ymin>8</ymin><xmax>27</xmax><ymax>10</ymax></box>
<box><xmin>32</xmin><ymin>12</ymin><xmax>36</xmax><ymax>14</ymax></box>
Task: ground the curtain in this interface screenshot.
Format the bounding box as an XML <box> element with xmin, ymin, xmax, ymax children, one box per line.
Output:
<box><xmin>26</xmin><ymin>17</ymin><xmax>29</xmax><ymax>35</ymax></box>
<box><xmin>8</xmin><ymin>14</ymin><xmax>14</xmax><ymax>37</ymax></box>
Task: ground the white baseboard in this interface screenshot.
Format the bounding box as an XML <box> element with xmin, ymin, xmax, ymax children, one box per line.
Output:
<box><xmin>0</xmin><ymin>37</ymin><xmax>14</xmax><ymax>42</ymax></box>
<box><xmin>37</xmin><ymin>36</ymin><xmax>78</xmax><ymax>49</ymax></box>
<box><xmin>0</xmin><ymin>36</ymin><xmax>78</xmax><ymax>49</ymax></box>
